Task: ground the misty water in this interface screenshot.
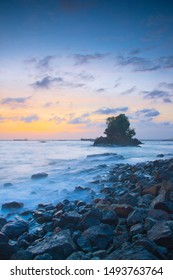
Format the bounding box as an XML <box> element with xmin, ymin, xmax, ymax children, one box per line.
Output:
<box><xmin>0</xmin><ymin>140</ymin><xmax>173</xmax><ymax>216</ymax></box>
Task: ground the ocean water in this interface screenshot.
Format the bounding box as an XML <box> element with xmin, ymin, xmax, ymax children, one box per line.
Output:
<box><xmin>0</xmin><ymin>140</ymin><xmax>173</xmax><ymax>216</ymax></box>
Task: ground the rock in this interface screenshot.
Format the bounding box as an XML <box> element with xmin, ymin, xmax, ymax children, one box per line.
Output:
<box><xmin>67</xmin><ymin>251</ymin><xmax>90</xmax><ymax>260</ymax></box>
<box><xmin>111</xmin><ymin>204</ymin><xmax>133</xmax><ymax>218</ymax></box>
<box><xmin>0</xmin><ymin>243</ymin><xmax>17</xmax><ymax>260</ymax></box>
<box><xmin>147</xmin><ymin>221</ymin><xmax>173</xmax><ymax>249</ymax></box>
<box><xmin>106</xmin><ymin>244</ymin><xmax>158</xmax><ymax>260</ymax></box>
<box><xmin>11</xmin><ymin>250</ymin><xmax>33</xmax><ymax>260</ymax></box>
<box><xmin>142</xmin><ymin>185</ymin><xmax>160</xmax><ymax>196</ymax></box>
<box><xmin>83</xmin><ymin>223</ymin><xmax>114</xmax><ymax>250</ymax></box>
<box><xmin>58</xmin><ymin>211</ymin><xmax>81</xmax><ymax>228</ymax></box>
<box><xmin>1</xmin><ymin>201</ymin><xmax>24</xmax><ymax>210</ymax></box>
<box><xmin>118</xmin><ymin>194</ymin><xmax>138</xmax><ymax>207</ymax></box>
<box><xmin>92</xmin><ymin>250</ymin><xmax>107</xmax><ymax>259</ymax></box>
<box><xmin>31</xmin><ymin>172</ymin><xmax>48</xmax><ymax>179</ymax></box>
<box><xmin>1</xmin><ymin>220</ymin><xmax>29</xmax><ymax>239</ymax></box>
<box><xmin>127</xmin><ymin>208</ymin><xmax>147</xmax><ymax>227</ymax></box>
<box><xmin>144</xmin><ymin>217</ymin><xmax>157</xmax><ymax>231</ymax></box>
<box><xmin>135</xmin><ymin>238</ymin><xmax>167</xmax><ymax>259</ymax></box>
<box><xmin>148</xmin><ymin>209</ymin><xmax>170</xmax><ymax>221</ymax></box>
<box><xmin>79</xmin><ymin>208</ymin><xmax>102</xmax><ymax>230</ymax></box>
<box><xmin>33</xmin><ymin>211</ymin><xmax>52</xmax><ymax>224</ymax></box>
<box><xmin>102</xmin><ymin>210</ymin><xmax>119</xmax><ymax>225</ymax></box>
<box><xmin>0</xmin><ymin>232</ymin><xmax>9</xmax><ymax>243</ymax></box>
<box><xmin>130</xmin><ymin>223</ymin><xmax>144</xmax><ymax>236</ymax></box>
<box><xmin>34</xmin><ymin>253</ymin><xmax>53</xmax><ymax>260</ymax></box>
<box><xmin>27</xmin><ymin>229</ymin><xmax>76</xmax><ymax>259</ymax></box>
<box><xmin>0</xmin><ymin>217</ymin><xmax>7</xmax><ymax>230</ymax></box>
<box><xmin>3</xmin><ymin>183</ymin><xmax>13</xmax><ymax>187</ymax></box>
<box><xmin>76</xmin><ymin>235</ymin><xmax>92</xmax><ymax>253</ymax></box>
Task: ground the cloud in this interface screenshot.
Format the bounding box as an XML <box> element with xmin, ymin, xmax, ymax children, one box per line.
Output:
<box><xmin>78</xmin><ymin>72</ymin><xmax>95</xmax><ymax>81</ymax></box>
<box><xmin>37</xmin><ymin>55</ymin><xmax>55</xmax><ymax>70</ymax></box>
<box><xmin>159</xmin><ymin>82</ymin><xmax>173</xmax><ymax>89</ymax></box>
<box><xmin>74</xmin><ymin>53</ymin><xmax>109</xmax><ymax>65</ymax></box>
<box><xmin>96</xmin><ymin>88</ymin><xmax>106</xmax><ymax>92</ymax></box>
<box><xmin>44</xmin><ymin>101</ymin><xmax>60</xmax><ymax>108</ymax></box>
<box><xmin>0</xmin><ymin>96</ymin><xmax>32</xmax><ymax>108</ymax></box>
<box><xmin>128</xmin><ymin>48</ymin><xmax>141</xmax><ymax>55</ymax></box>
<box><xmin>49</xmin><ymin>116</ymin><xmax>66</xmax><ymax>124</ymax></box>
<box><xmin>159</xmin><ymin>56</ymin><xmax>173</xmax><ymax>69</ymax></box>
<box><xmin>68</xmin><ymin>113</ymin><xmax>91</xmax><ymax>125</ymax></box>
<box><xmin>121</xmin><ymin>86</ymin><xmax>136</xmax><ymax>95</ymax></box>
<box><xmin>136</xmin><ymin>108</ymin><xmax>160</xmax><ymax>118</ymax></box>
<box><xmin>116</xmin><ymin>55</ymin><xmax>160</xmax><ymax>72</ymax></box>
<box><xmin>32</xmin><ymin>76</ymin><xmax>63</xmax><ymax>89</ymax></box>
<box><xmin>20</xmin><ymin>114</ymin><xmax>39</xmax><ymax>123</ymax></box>
<box><xmin>143</xmin><ymin>90</ymin><xmax>173</xmax><ymax>103</ymax></box>
<box><xmin>94</xmin><ymin>106</ymin><xmax>128</xmax><ymax>115</ymax></box>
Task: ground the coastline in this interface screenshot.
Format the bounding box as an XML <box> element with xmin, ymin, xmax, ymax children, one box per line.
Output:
<box><xmin>0</xmin><ymin>157</ymin><xmax>173</xmax><ymax>260</ymax></box>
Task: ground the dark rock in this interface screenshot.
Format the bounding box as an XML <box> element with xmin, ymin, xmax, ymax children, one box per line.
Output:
<box><xmin>3</xmin><ymin>183</ymin><xmax>13</xmax><ymax>187</ymax></box>
<box><xmin>148</xmin><ymin>209</ymin><xmax>170</xmax><ymax>221</ymax></box>
<box><xmin>1</xmin><ymin>220</ymin><xmax>29</xmax><ymax>239</ymax></box>
<box><xmin>1</xmin><ymin>201</ymin><xmax>24</xmax><ymax>210</ymax></box>
<box><xmin>111</xmin><ymin>204</ymin><xmax>133</xmax><ymax>218</ymax></box>
<box><xmin>118</xmin><ymin>193</ymin><xmax>138</xmax><ymax>207</ymax></box>
<box><xmin>102</xmin><ymin>210</ymin><xmax>119</xmax><ymax>225</ymax></box>
<box><xmin>157</xmin><ymin>154</ymin><xmax>164</xmax><ymax>158</ymax></box>
<box><xmin>67</xmin><ymin>251</ymin><xmax>90</xmax><ymax>260</ymax></box>
<box><xmin>135</xmin><ymin>238</ymin><xmax>167</xmax><ymax>259</ymax></box>
<box><xmin>130</xmin><ymin>223</ymin><xmax>144</xmax><ymax>236</ymax></box>
<box><xmin>153</xmin><ymin>200</ymin><xmax>173</xmax><ymax>214</ymax></box>
<box><xmin>34</xmin><ymin>253</ymin><xmax>53</xmax><ymax>260</ymax></box>
<box><xmin>142</xmin><ymin>185</ymin><xmax>160</xmax><ymax>196</ymax></box>
<box><xmin>0</xmin><ymin>232</ymin><xmax>9</xmax><ymax>243</ymax></box>
<box><xmin>0</xmin><ymin>217</ymin><xmax>7</xmax><ymax>230</ymax></box>
<box><xmin>83</xmin><ymin>223</ymin><xmax>114</xmax><ymax>250</ymax></box>
<box><xmin>27</xmin><ymin>229</ymin><xmax>76</xmax><ymax>259</ymax></box>
<box><xmin>76</xmin><ymin>235</ymin><xmax>92</xmax><ymax>253</ymax></box>
<box><xmin>79</xmin><ymin>208</ymin><xmax>102</xmax><ymax>230</ymax></box>
<box><xmin>33</xmin><ymin>211</ymin><xmax>52</xmax><ymax>224</ymax></box>
<box><xmin>58</xmin><ymin>211</ymin><xmax>81</xmax><ymax>228</ymax></box>
<box><xmin>11</xmin><ymin>250</ymin><xmax>33</xmax><ymax>260</ymax></box>
<box><xmin>144</xmin><ymin>217</ymin><xmax>157</xmax><ymax>231</ymax></box>
<box><xmin>0</xmin><ymin>242</ymin><xmax>17</xmax><ymax>260</ymax></box>
<box><xmin>106</xmin><ymin>244</ymin><xmax>158</xmax><ymax>260</ymax></box>
<box><xmin>147</xmin><ymin>221</ymin><xmax>173</xmax><ymax>249</ymax></box>
<box><xmin>31</xmin><ymin>172</ymin><xmax>48</xmax><ymax>179</ymax></box>
<box><xmin>92</xmin><ymin>250</ymin><xmax>107</xmax><ymax>259</ymax></box>
<box><xmin>127</xmin><ymin>208</ymin><xmax>147</xmax><ymax>227</ymax></box>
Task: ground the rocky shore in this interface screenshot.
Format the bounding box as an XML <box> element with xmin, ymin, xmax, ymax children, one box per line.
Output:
<box><xmin>0</xmin><ymin>158</ymin><xmax>173</xmax><ymax>260</ymax></box>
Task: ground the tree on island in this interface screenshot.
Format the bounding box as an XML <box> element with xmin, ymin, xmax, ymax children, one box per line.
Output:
<box><xmin>94</xmin><ymin>114</ymin><xmax>142</xmax><ymax>146</ymax></box>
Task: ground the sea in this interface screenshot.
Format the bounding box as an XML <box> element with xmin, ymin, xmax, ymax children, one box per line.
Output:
<box><xmin>0</xmin><ymin>140</ymin><xmax>173</xmax><ymax>217</ymax></box>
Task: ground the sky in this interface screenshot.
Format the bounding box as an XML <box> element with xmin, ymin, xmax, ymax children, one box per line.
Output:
<box><xmin>0</xmin><ymin>0</ymin><xmax>173</xmax><ymax>140</ymax></box>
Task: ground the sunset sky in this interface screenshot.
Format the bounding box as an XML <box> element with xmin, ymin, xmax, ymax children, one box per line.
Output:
<box><xmin>0</xmin><ymin>0</ymin><xmax>173</xmax><ymax>140</ymax></box>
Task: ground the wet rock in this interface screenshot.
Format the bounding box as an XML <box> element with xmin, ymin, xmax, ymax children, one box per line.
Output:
<box><xmin>106</xmin><ymin>244</ymin><xmax>158</xmax><ymax>260</ymax></box>
<box><xmin>111</xmin><ymin>204</ymin><xmax>133</xmax><ymax>218</ymax></box>
<box><xmin>83</xmin><ymin>223</ymin><xmax>114</xmax><ymax>250</ymax></box>
<box><xmin>142</xmin><ymin>185</ymin><xmax>160</xmax><ymax>196</ymax></box>
<box><xmin>76</xmin><ymin>235</ymin><xmax>92</xmax><ymax>253</ymax></box>
<box><xmin>118</xmin><ymin>193</ymin><xmax>138</xmax><ymax>207</ymax></box>
<box><xmin>0</xmin><ymin>217</ymin><xmax>7</xmax><ymax>230</ymax></box>
<box><xmin>1</xmin><ymin>220</ymin><xmax>29</xmax><ymax>239</ymax></box>
<box><xmin>102</xmin><ymin>210</ymin><xmax>119</xmax><ymax>226</ymax></box>
<box><xmin>127</xmin><ymin>208</ymin><xmax>147</xmax><ymax>227</ymax></box>
<box><xmin>135</xmin><ymin>238</ymin><xmax>167</xmax><ymax>259</ymax></box>
<box><xmin>148</xmin><ymin>209</ymin><xmax>170</xmax><ymax>221</ymax></box>
<box><xmin>27</xmin><ymin>229</ymin><xmax>76</xmax><ymax>259</ymax></box>
<box><xmin>34</xmin><ymin>253</ymin><xmax>53</xmax><ymax>260</ymax></box>
<box><xmin>130</xmin><ymin>223</ymin><xmax>144</xmax><ymax>236</ymax></box>
<box><xmin>2</xmin><ymin>201</ymin><xmax>24</xmax><ymax>210</ymax></box>
<box><xmin>58</xmin><ymin>211</ymin><xmax>81</xmax><ymax>228</ymax></box>
<box><xmin>33</xmin><ymin>211</ymin><xmax>52</xmax><ymax>224</ymax></box>
<box><xmin>144</xmin><ymin>217</ymin><xmax>157</xmax><ymax>231</ymax></box>
<box><xmin>147</xmin><ymin>221</ymin><xmax>173</xmax><ymax>249</ymax></box>
<box><xmin>11</xmin><ymin>250</ymin><xmax>33</xmax><ymax>260</ymax></box>
<box><xmin>0</xmin><ymin>232</ymin><xmax>9</xmax><ymax>243</ymax></box>
<box><xmin>0</xmin><ymin>243</ymin><xmax>17</xmax><ymax>260</ymax></box>
<box><xmin>3</xmin><ymin>183</ymin><xmax>13</xmax><ymax>187</ymax></box>
<box><xmin>157</xmin><ymin>154</ymin><xmax>164</xmax><ymax>158</ymax></box>
<box><xmin>31</xmin><ymin>172</ymin><xmax>48</xmax><ymax>179</ymax></box>
<box><xmin>67</xmin><ymin>251</ymin><xmax>90</xmax><ymax>260</ymax></box>
<box><xmin>79</xmin><ymin>208</ymin><xmax>102</xmax><ymax>230</ymax></box>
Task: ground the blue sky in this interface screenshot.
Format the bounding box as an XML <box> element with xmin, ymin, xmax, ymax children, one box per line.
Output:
<box><xmin>0</xmin><ymin>0</ymin><xmax>173</xmax><ymax>139</ymax></box>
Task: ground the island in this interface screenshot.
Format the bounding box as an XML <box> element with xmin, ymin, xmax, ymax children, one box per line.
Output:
<box><xmin>94</xmin><ymin>114</ymin><xmax>142</xmax><ymax>146</ymax></box>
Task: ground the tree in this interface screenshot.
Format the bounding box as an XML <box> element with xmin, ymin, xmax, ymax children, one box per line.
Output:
<box><xmin>94</xmin><ymin>114</ymin><xmax>142</xmax><ymax>146</ymax></box>
<box><xmin>104</xmin><ymin>114</ymin><xmax>135</xmax><ymax>140</ymax></box>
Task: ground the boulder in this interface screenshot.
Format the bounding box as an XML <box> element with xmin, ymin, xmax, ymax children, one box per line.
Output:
<box><xmin>102</xmin><ymin>210</ymin><xmax>119</xmax><ymax>226</ymax></box>
<box><xmin>0</xmin><ymin>217</ymin><xmax>7</xmax><ymax>230</ymax></box>
<box><xmin>0</xmin><ymin>232</ymin><xmax>9</xmax><ymax>243</ymax></box>
<box><xmin>1</xmin><ymin>201</ymin><xmax>24</xmax><ymax>210</ymax></box>
<box><xmin>1</xmin><ymin>220</ymin><xmax>29</xmax><ymax>239</ymax></box>
<box><xmin>111</xmin><ymin>204</ymin><xmax>133</xmax><ymax>218</ymax></box>
<box><xmin>83</xmin><ymin>223</ymin><xmax>114</xmax><ymax>250</ymax></box>
<box><xmin>148</xmin><ymin>209</ymin><xmax>170</xmax><ymax>221</ymax></box>
<box><xmin>27</xmin><ymin>229</ymin><xmax>76</xmax><ymax>259</ymax></box>
<box><xmin>76</xmin><ymin>235</ymin><xmax>92</xmax><ymax>253</ymax></box>
<box><xmin>34</xmin><ymin>253</ymin><xmax>53</xmax><ymax>260</ymax></box>
<box><xmin>67</xmin><ymin>251</ymin><xmax>90</xmax><ymax>260</ymax></box>
<box><xmin>58</xmin><ymin>211</ymin><xmax>81</xmax><ymax>228</ymax></box>
<box><xmin>127</xmin><ymin>208</ymin><xmax>147</xmax><ymax>227</ymax></box>
<box><xmin>0</xmin><ymin>243</ymin><xmax>17</xmax><ymax>260</ymax></box>
<box><xmin>130</xmin><ymin>223</ymin><xmax>144</xmax><ymax>236</ymax></box>
<box><xmin>147</xmin><ymin>221</ymin><xmax>173</xmax><ymax>249</ymax></box>
<box><xmin>79</xmin><ymin>208</ymin><xmax>102</xmax><ymax>230</ymax></box>
<box><xmin>33</xmin><ymin>211</ymin><xmax>52</xmax><ymax>224</ymax></box>
<box><xmin>11</xmin><ymin>250</ymin><xmax>33</xmax><ymax>260</ymax></box>
<box><xmin>31</xmin><ymin>172</ymin><xmax>48</xmax><ymax>179</ymax></box>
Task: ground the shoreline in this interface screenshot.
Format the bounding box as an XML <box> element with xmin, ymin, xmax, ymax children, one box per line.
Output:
<box><xmin>0</xmin><ymin>157</ymin><xmax>173</xmax><ymax>260</ymax></box>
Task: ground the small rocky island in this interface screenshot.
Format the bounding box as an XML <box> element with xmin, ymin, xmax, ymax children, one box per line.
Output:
<box><xmin>94</xmin><ymin>114</ymin><xmax>142</xmax><ymax>146</ymax></box>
